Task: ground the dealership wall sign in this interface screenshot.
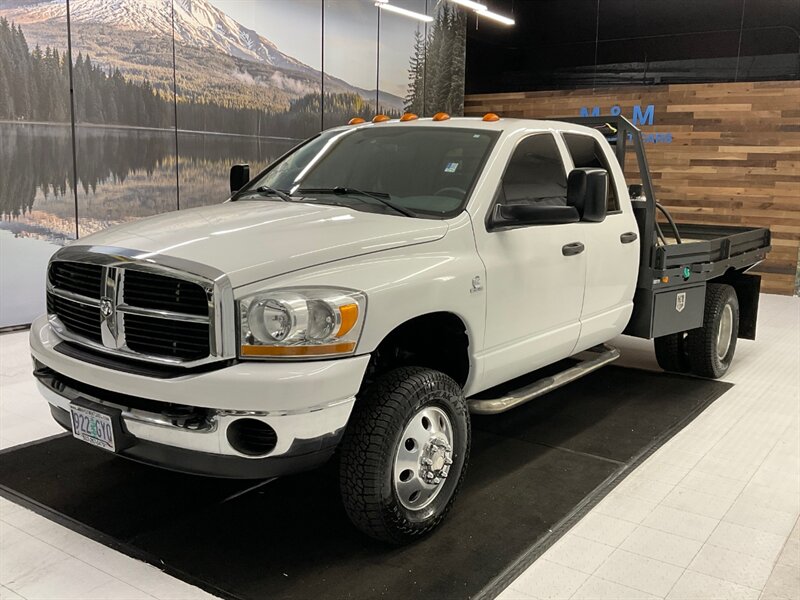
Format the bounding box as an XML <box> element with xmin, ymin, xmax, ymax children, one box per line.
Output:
<box><xmin>579</xmin><ymin>104</ymin><xmax>673</xmax><ymax>144</ymax></box>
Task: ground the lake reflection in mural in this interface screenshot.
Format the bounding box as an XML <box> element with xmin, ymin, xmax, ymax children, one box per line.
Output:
<box><xmin>0</xmin><ymin>122</ymin><xmax>297</xmax><ymax>242</ymax></box>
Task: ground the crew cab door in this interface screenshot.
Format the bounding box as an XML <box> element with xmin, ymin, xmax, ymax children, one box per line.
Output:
<box><xmin>472</xmin><ymin>132</ymin><xmax>587</xmax><ymax>390</ymax></box>
<box><xmin>561</xmin><ymin>132</ymin><xmax>639</xmax><ymax>350</ymax></box>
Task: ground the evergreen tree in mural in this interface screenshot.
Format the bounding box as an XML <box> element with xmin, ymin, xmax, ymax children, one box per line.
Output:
<box><xmin>404</xmin><ymin>27</ymin><xmax>426</xmax><ymax>115</ymax></box>
<box><xmin>0</xmin><ymin>19</ymin><xmax>389</xmax><ymax>138</ymax></box>
<box><xmin>404</xmin><ymin>4</ymin><xmax>466</xmax><ymax>117</ymax></box>
<box><xmin>0</xmin><ymin>19</ymin><xmax>70</xmax><ymax>122</ymax></box>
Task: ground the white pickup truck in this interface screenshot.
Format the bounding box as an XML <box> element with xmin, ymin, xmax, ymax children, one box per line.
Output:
<box><xmin>31</xmin><ymin>114</ymin><xmax>770</xmax><ymax>543</ymax></box>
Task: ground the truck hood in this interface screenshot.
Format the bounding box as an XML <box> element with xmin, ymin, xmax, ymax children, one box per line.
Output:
<box><xmin>78</xmin><ymin>201</ymin><xmax>449</xmax><ymax>287</ymax></box>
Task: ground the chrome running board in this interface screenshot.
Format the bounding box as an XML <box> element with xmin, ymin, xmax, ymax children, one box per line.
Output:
<box><xmin>467</xmin><ymin>344</ymin><xmax>621</xmax><ymax>415</ymax></box>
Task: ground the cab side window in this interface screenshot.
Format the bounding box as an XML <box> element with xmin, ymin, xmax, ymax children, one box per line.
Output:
<box><xmin>563</xmin><ymin>133</ymin><xmax>620</xmax><ymax>212</ymax></box>
<box><xmin>501</xmin><ymin>134</ymin><xmax>567</xmax><ymax>207</ymax></box>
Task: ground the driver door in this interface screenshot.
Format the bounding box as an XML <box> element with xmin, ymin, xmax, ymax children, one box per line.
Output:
<box><xmin>472</xmin><ymin>132</ymin><xmax>587</xmax><ymax>390</ymax></box>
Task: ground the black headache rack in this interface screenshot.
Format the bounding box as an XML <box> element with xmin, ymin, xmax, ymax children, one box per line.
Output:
<box><xmin>555</xmin><ymin>116</ymin><xmax>771</xmax><ymax>340</ymax></box>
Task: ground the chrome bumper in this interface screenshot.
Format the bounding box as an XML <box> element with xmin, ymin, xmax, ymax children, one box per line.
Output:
<box><xmin>30</xmin><ymin>315</ymin><xmax>371</xmax><ymax>471</ymax></box>
<box><xmin>35</xmin><ymin>363</ymin><xmax>355</xmax><ymax>460</ymax></box>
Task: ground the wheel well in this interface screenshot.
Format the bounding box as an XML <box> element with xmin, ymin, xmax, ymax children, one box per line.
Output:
<box><xmin>365</xmin><ymin>312</ymin><xmax>470</xmax><ymax>389</ymax></box>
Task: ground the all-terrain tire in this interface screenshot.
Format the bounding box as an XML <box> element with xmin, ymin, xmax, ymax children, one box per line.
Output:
<box><xmin>654</xmin><ymin>331</ymin><xmax>691</xmax><ymax>373</ymax></box>
<box><xmin>338</xmin><ymin>367</ymin><xmax>470</xmax><ymax>544</ymax></box>
<box><xmin>686</xmin><ymin>283</ymin><xmax>739</xmax><ymax>379</ymax></box>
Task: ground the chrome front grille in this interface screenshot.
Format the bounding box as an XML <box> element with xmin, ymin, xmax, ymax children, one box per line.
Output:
<box><xmin>47</xmin><ymin>259</ymin><xmax>214</xmax><ymax>364</ymax></box>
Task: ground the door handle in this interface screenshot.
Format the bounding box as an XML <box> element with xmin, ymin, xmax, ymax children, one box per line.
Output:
<box><xmin>620</xmin><ymin>231</ymin><xmax>638</xmax><ymax>244</ymax></box>
<box><xmin>562</xmin><ymin>242</ymin><xmax>585</xmax><ymax>256</ymax></box>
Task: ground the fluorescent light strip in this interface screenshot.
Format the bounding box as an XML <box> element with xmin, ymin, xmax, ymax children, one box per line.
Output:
<box><xmin>374</xmin><ymin>2</ymin><xmax>433</xmax><ymax>22</ymax></box>
<box><xmin>449</xmin><ymin>0</ymin><xmax>488</xmax><ymax>10</ymax></box>
<box><xmin>479</xmin><ymin>9</ymin><xmax>515</xmax><ymax>25</ymax></box>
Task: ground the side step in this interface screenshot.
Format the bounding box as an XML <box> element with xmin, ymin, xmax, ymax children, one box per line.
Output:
<box><xmin>467</xmin><ymin>344</ymin><xmax>621</xmax><ymax>415</ymax></box>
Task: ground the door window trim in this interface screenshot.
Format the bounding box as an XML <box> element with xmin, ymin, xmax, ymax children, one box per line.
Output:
<box><xmin>485</xmin><ymin>131</ymin><xmax>575</xmax><ymax>232</ymax></box>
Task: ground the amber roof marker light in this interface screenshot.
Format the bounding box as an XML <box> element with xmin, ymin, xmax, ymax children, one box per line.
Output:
<box><xmin>400</xmin><ymin>113</ymin><xmax>419</xmax><ymax>121</ymax></box>
<box><xmin>372</xmin><ymin>114</ymin><xmax>392</xmax><ymax>123</ymax></box>
<box><xmin>348</xmin><ymin>117</ymin><xmax>366</xmax><ymax>125</ymax></box>
<box><xmin>432</xmin><ymin>112</ymin><xmax>451</xmax><ymax>121</ymax></box>
<box><xmin>482</xmin><ymin>113</ymin><xmax>501</xmax><ymax>122</ymax></box>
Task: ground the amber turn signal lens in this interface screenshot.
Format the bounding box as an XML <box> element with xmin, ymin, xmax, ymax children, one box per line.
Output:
<box><xmin>336</xmin><ymin>303</ymin><xmax>359</xmax><ymax>338</ymax></box>
<box><xmin>240</xmin><ymin>342</ymin><xmax>357</xmax><ymax>357</ymax></box>
<box><xmin>482</xmin><ymin>113</ymin><xmax>501</xmax><ymax>122</ymax></box>
<box><xmin>661</xmin><ymin>276</ymin><xmax>670</xmax><ymax>283</ymax></box>
<box><xmin>348</xmin><ymin>117</ymin><xmax>366</xmax><ymax>125</ymax></box>
<box><xmin>372</xmin><ymin>114</ymin><xmax>391</xmax><ymax>123</ymax></box>
<box><xmin>432</xmin><ymin>112</ymin><xmax>450</xmax><ymax>121</ymax></box>
<box><xmin>400</xmin><ymin>113</ymin><xmax>419</xmax><ymax>121</ymax></box>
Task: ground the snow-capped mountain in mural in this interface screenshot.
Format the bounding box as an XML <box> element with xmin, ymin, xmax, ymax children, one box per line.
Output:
<box><xmin>8</xmin><ymin>0</ymin><xmax>305</xmax><ymax>69</ymax></box>
<box><xmin>0</xmin><ymin>0</ymin><xmax>402</xmax><ymax>110</ymax></box>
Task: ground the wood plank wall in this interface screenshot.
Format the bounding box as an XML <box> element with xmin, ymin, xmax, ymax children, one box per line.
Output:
<box><xmin>464</xmin><ymin>82</ymin><xmax>800</xmax><ymax>295</ymax></box>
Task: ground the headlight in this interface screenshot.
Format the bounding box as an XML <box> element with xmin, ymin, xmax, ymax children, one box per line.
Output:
<box><xmin>238</xmin><ymin>287</ymin><xmax>366</xmax><ymax>359</ymax></box>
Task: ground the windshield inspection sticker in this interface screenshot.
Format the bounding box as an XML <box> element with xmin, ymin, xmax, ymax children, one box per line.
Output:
<box><xmin>444</xmin><ymin>162</ymin><xmax>460</xmax><ymax>173</ymax></box>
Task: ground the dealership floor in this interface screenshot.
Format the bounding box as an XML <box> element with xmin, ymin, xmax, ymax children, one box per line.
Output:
<box><xmin>0</xmin><ymin>294</ymin><xmax>798</xmax><ymax>600</ymax></box>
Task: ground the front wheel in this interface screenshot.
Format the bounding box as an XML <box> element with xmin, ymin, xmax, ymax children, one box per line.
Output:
<box><xmin>686</xmin><ymin>283</ymin><xmax>739</xmax><ymax>379</ymax></box>
<box><xmin>338</xmin><ymin>367</ymin><xmax>470</xmax><ymax>544</ymax></box>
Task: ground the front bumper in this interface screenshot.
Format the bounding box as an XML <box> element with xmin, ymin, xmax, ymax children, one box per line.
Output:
<box><xmin>30</xmin><ymin>315</ymin><xmax>371</xmax><ymax>478</ymax></box>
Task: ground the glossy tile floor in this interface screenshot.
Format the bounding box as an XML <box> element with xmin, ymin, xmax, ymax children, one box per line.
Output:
<box><xmin>1</xmin><ymin>294</ymin><xmax>798</xmax><ymax>600</ymax></box>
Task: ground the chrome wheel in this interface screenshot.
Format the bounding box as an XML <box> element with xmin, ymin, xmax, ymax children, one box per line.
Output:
<box><xmin>716</xmin><ymin>303</ymin><xmax>733</xmax><ymax>360</ymax></box>
<box><xmin>393</xmin><ymin>406</ymin><xmax>453</xmax><ymax>510</ymax></box>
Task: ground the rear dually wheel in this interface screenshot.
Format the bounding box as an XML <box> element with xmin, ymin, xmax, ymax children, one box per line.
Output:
<box><xmin>686</xmin><ymin>283</ymin><xmax>740</xmax><ymax>379</ymax></box>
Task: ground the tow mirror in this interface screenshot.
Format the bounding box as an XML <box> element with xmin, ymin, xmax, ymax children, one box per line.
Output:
<box><xmin>567</xmin><ymin>168</ymin><xmax>607</xmax><ymax>222</ymax></box>
<box><xmin>230</xmin><ymin>164</ymin><xmax>250</xmax><ymax>194</ymax></box>
<box><xmin>493</xmin><ymin>204</ymin><xmax>580</xmax><ymax>226</ymax></box>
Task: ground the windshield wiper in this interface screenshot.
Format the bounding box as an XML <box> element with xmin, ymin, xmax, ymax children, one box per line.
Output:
<box><xmin>296</xmin><ymin>186</ymin><xmax>417</xmax><ymax>218</ymax></box>
<box><xmin>238</xmin><ymin>185</ymin><xmax>293</xmax><ymax>202</ymax></box>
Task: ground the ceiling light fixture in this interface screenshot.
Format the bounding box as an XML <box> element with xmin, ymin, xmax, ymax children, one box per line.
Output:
<box><xmin>449</xmin><ymin>0</ymin><xmax>488</xmax><ymax>10</ymax></box>
<box><xmin>478</xmin><ymin>9</ymin><xmax>515</xmax><ymax>25</ymax></box>
<box><xmin>447</xmin><ymin>0</ymin><xmax>515</xmax><ymax>26</ymax></box>
<box><xmin>374</xmin><ymin>1</ymin><xmax>434</xmax><ymax>22</ymax></box>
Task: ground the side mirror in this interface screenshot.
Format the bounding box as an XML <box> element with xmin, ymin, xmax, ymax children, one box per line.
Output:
<box><xmin>567</xmin><ymin>168</ymin><xmax>607</xmax><ymax>222</ymax></box>
<box><xmin>493</xmin><ymin>204</ymin><xmax>580</xmax><ymax>227</ymax></box>
<box><xmin>230</xmin><ymin>164</ymin><xmax>250</xmax><ymax>194</ymax></box>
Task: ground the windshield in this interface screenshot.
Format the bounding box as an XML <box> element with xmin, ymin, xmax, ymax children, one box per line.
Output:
<box><xmin>239</xmin><ymin>126</ymin><xmax>499</xmax><ymax>218</ymax></box>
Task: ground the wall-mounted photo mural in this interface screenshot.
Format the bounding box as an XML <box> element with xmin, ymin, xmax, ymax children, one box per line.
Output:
<box><xmin>0</xmin><ymin>0</ymin><xmax>467</xmax><ymax>328</ymax></box>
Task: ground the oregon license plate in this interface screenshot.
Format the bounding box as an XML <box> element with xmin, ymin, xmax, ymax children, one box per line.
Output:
<box><xmin>70</xmin><ymin>404</ymin><xmax>116</xmax><ymax>452</ymax></box>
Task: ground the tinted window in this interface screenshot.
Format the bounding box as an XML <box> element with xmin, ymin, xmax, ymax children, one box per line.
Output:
<box><xmin>563</xmin><ymin>133</ymin><xmax>620</xmax><ymax>212</ymax></box>
<box><xmin>501</xmin><ymin>134</ymin><xmax>567</xmax><ymax>208</ymax></box>
<box><xmin>245</xmin><ymin>127</ymin><xmax>498</xmax><ymax>218</ymax></box>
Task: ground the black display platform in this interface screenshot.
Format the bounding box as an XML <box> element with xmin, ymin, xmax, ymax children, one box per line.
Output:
<box><xmin>0</xmin><ymin>366</ymin><xmax>731</xmax><ymax>600</ymax></box>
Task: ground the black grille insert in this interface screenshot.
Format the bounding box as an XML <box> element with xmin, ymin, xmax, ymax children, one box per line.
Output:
<box><xmin>47</xmin><ymin>293</ymin><xmax>102</xmax><ymax>343</ymax></box>
<box><xmin>123</xmin><ymin>270</ymin><xmax>209</xmax><ymax>316</ymax></box>
<box><xmin>124</xmin><ymin>314</ymin><xmax>210</xmax><ymax>360</ymax></box>
<box><xmin>49</xmin><ymin>261</ymin><xmax>103</xmax><ymax>298</ymax></box>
